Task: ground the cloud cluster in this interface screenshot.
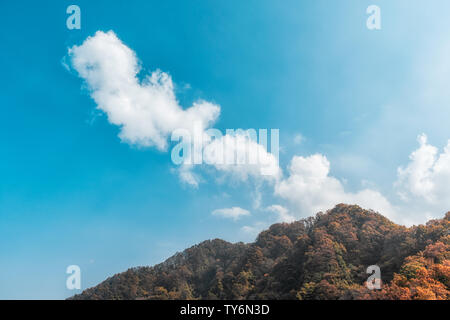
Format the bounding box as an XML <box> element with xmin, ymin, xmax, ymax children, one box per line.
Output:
<box><xmin>69</xmin><ymin>31</ymin><xmax>450</xmax><ymax>228</ymax></box>
<box><xmin>70</xmin><ymin>31</ymin><xmax>281</xmax><ymax>187</ymax></box>
<box><xmin>274</xmin><ymin>154</ymin><xmax>398</xmax><ymax>221</ymax></box>
<box><xmin>267</xmin><ymin>135</ymin><xmax>450</xmax><ymax>226</ymax></box>
<box><xmin>396</xmin><ymin>134</ymin><xmax>450</xmax><ymax>218</ymax></box>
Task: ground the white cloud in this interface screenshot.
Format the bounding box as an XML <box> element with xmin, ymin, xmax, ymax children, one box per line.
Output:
<box><xmin>176</xmin><ymin>164</ymin><xmax>201</xmax><ymax>188</ymax></box>
<box><xmin>240</xmin><ymin>221</ymin><xmax>270</xmax><ymax>238</ymax></box>
<box><xmin>203</xmin><ymin>132</ymin><xmax>282</xmax><ymax>181</ymax></box>
<box><xmin>69</xmin><ymin>31</ymin><xmax>220</xmax><ymax>151</ymax></box>
<box><xmin>266</xmin><ymin>205</ymin><xmax>296</xmax><ymax>223</ymax></box>
<box><xmin>173</xmin><ymin>130</ymin><xmax>282</xmax><ymax>187</ymax></box>
<box><xmin>212</xmin><ymin>207</ymin><xmax>251</xmax><ymax>221</ymax></box>
<box><xmin>396</xmin><ymin>134</ymin><xmax>450</xmax><ymax>216</ymax></box>
<box><xmin>396</xmin><ymin>134</ymin><xmax>437</xmax><ymax>202</ymax></box>
<box><xmin>274</xmin><ymin>154</ymin><xmax>398</xmax><ymax>221</ymax></box>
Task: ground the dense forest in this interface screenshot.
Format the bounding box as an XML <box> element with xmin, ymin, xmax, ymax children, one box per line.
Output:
<box><xmin>70</xmin><ymin>204</ymin><xmax>450</xmax><ymax>300</ymax></box>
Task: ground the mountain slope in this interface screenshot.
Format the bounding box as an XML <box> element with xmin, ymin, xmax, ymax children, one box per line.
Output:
<box><xmin>70</xmin><ymin>204</ymin><xmax>450</xmax><ymax>300</ymax></box>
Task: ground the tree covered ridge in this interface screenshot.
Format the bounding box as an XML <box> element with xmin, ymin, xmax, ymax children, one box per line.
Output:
<box><xmin>70</xmin><ymin>204</ymin><xmax>450</xmax><ymax>300</ymax></box>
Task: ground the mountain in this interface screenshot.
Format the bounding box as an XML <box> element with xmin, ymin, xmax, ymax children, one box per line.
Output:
<box><xmin>70</xmin><ymin>204</ymin><xmax>450</xmax><ymax>300</ymax></box>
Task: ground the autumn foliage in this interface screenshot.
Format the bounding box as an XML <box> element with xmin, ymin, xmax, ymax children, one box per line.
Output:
<box><xmin>70</xmin><ymin>205</ymin><xmax>450</xmax><ymax>300</ymax></box>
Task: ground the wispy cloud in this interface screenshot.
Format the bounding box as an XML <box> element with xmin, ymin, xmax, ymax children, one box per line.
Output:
<box><xmin>212</xmin><ymin>207</ymin><xmax>250</xmax><ymax>221</ymax></box>
<box><xmin>293</xmin><ymin>133</ymin><xmax>305</xmax><ymax>145</ymax></box>
<box><xmin>266</xmin><ymin>205</ymin><xmax>295</xmax><ymax>223</ymax></box>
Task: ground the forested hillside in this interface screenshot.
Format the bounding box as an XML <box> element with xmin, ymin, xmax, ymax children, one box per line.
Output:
<box><xmin>70</xmin><ymin>204</ymin><xmax>450</xmax><ymax>300</ymax></box>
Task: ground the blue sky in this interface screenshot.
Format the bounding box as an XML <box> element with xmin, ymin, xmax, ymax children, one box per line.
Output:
<box><xmin>1</xmin><ymin>0</ymin><xmax>450</xmax><ymax>299</ymax></box>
